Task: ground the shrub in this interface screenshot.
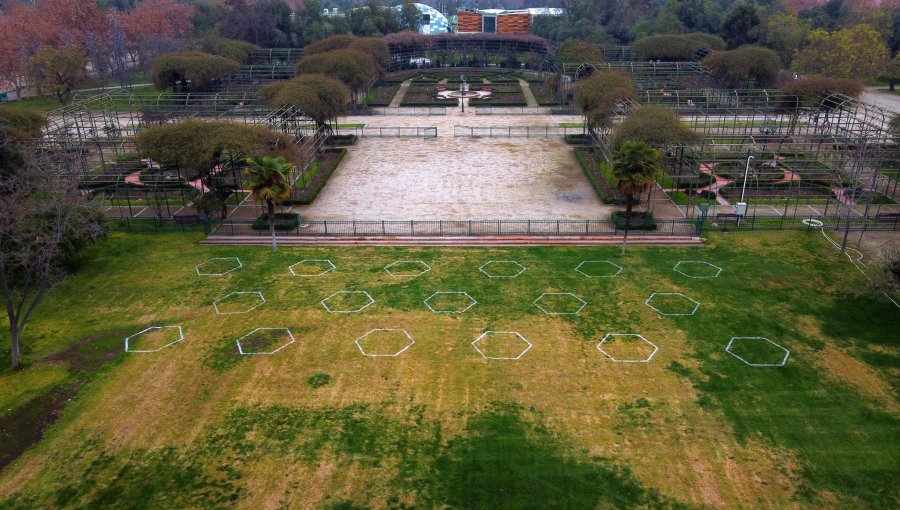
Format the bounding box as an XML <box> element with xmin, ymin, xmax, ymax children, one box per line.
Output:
<box><xmin>611</xmin><ymin>211</ymin><xmax>656</xmax><ymax>230</ymax></box>
<box><xmin>306</xmin><ymin>372</ymin><xmax>332</xmax><ymax>388</ymax></box>
<box><xmin>0</xmin><ymin>105</ymin><xmax>47</xmax><ymax>141</ymax></box>
<box><xmin>701</xmin><ymin>46</ymin><xmax>781</xmax><ymax>88</ymax></box>
<box><xmin>632</xmin><ymin>33</ymin><xmax>726</xmax><ymax>61</ymax></box>
<box><xmin>251</xmin><ymin>212</ymin><xmax>300</xmax><ymax>231</ymax></box>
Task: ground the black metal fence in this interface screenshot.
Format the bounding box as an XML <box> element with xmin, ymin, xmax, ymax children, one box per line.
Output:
<box><xmin>208</xmin><ymin>218</ymin><xmax>701</xmax><ymax>237</ymax></box>
<box><xmin>454</xmin><ymin>125</ymin><xmax>582</xmax><ymax>138</ymax></box>
<box><xmin>107</xmin><ymin>213</ymin><xmax>900</xmax><ymax>237</ymax></box>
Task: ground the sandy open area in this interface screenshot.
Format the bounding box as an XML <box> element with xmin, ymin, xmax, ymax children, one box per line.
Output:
<box><xmin>295</xmin><ymin>110</ymin><xmax>617</xmax><ymax>221</ymax></box>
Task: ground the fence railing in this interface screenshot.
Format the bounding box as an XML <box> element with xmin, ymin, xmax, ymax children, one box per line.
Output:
<box><xmin>208</xmin><ymin>219</ymin><xmax>701</xmax><ymax>237</ymax></box>
<box><xmin>352</xmin><ymin>106</ymin><xmax>447</xmax><ymax>116</ymax></box>
<box><xmin>296</xmin><ymin>126</ymin><xmax>439</xmax><ymax>139</ymax></box>
<box><xmin>107</xmin><ymin>213</ymin><xmax>900</xmax><ymax>236</ymax></box>
<box><xmin>454</xmin><ymin>125</ymin><xmax>581</xmax><ymax>138</ymax></box>
<box><xmin>474</xmin><ymin>106</ymin><xmax>578</xmax><ymax>116</ymax></box>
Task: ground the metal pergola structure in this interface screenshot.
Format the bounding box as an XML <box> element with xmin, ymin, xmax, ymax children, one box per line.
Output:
<box><xmin>386</xmin><ymin>34</ymin><xmax>558</xmax><ymax>72</ymax></box>
<box><xmin>591</xmin><ymin>93</ymin><xmax>900</xmax><ymax>220</ymax></box>
<box><xmin>38</xmin><ymin>89</ymin><xmax>319</xmax><ymax>220</ymax></box>
<box><xmin>566</xmin><ymin>61</ymin><xmax>708</xmax><ymax>87</ymax></box>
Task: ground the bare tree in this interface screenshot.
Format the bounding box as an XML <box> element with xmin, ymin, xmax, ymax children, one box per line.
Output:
<box><xmin>0</xmin><ymin>143</ymin><xmax>106</xmax><ymax>368</ymax></box>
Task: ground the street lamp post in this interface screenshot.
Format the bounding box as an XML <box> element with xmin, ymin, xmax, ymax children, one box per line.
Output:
<box><xmin>736</xmin><ymin>153</ymin><xmax>754</xmax><ymax>220</ymax></box>
<box><xmin>460</xmin><ymin>74</ymin><xmax>466</xmax><ymax>113</ymax></box>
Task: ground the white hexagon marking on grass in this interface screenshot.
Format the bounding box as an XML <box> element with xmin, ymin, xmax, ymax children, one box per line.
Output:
<box><xmin>213</xmin><ymin>291</ymin><xmax>266</xmax><ymax>315</ymax></box>
<box><xmin>472</xmin><ymin>331</ymin><xmax>532</xmax><ymax>360</ymax></box>
<box><xmin>644</xmin><ymin>292</ymin><xmax>700</xmax><ymax>316</ymax></box>
<box><xmin>195</xmin><ymin>257</ymin><xmax>242</xmax><ymax>276</ymax></box>
<box><xmin>384</xmin><ymin>260</ymin><xmax>432</xmax><ymax>278</ymax></box>
<box><xmin>424</xmin><ymin>291</ymin><xmax>477</xmax><ymax>314</ymax></box>
<box><xmin>355</xmin><ymin>329</ymin><xmax>415</xmax><ymax>357</ymax></box>
<box><xmin>533</xmin><ymin>292</ymin><xmax>587</xmax><ymax>315</ymax></box>
<box><xmin>124</xmin><ymin>326</ymin><xmax>184</xmax><ymax>353</ymax></box>
<box><xmin>596</xmin><ymin>333</ymin><xmax>658</xmax><ymax>363</ymax></box>
<box><xmin>235</xmin><ymin>327</ymin><xmax>295</xmax><ymax>355</ymax></box>
<box><xmin>479</xmin><ymin>260</ymin><xmax>526</xmax><ymax>278</ymax></box>
<box><xmin>289</xmin><ymin>259</ymin><xmax>335</xmax><ymax>276</ymax></box>
<box><xmin>575</xmin><ymin>260</ymin><xmax>623</xmax><ymax>278</ymax></box>
<box><xmin>321</xmin><ymin>291</ymin><xmax>375</xmax><ymax>313</ymax></box>
<box><xmin>726</xmin><ymin>336</ymin><xmax>790</xmax><ymax>367</ymax></box>
<box><xmin>673</xmin><ymin>260</ymin><xmax>723</xmax><ymax>279</ymax></box>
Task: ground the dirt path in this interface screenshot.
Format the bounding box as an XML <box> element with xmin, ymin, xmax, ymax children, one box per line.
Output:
<box><xmin>388</xmin><ymin>80</ymin><xmax>412</xmax><ymax>108</ymax></box>
<box><xmin>519</xmin><ymin>79</ymin><xmax>538</xmax><ymax>108</ymax></box>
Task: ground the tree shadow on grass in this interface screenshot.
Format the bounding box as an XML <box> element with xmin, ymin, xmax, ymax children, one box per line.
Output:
<box><xmin>427</xmin><ymin>403</ymin><xmax>681</xmax><ymax>510</ymax></box>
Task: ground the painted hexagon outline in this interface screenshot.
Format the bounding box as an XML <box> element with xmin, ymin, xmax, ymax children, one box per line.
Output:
<box><xmin>321</xmin><ymin>290</ymin><xmax>375</xmax><ymax>313</ymax></box>
<box><xmin>384</xmin><ymin>260</ymin><xmax>432</xmax><ymax>278</ymax></box>
<box><xmin>596</xmin><ymin>333</ymin><xmax>658</xmax><ymax>363</ymax></box>
<box><xmin>726</xmin><ymin>336</ymin><xmax>790</xmax><ymax>367</ymax></box>
<box><xmin>472</xmin><ymin>331</ymin><xmax>532</xmax><ymax>360</ymax></box>
<box><xmin>195</xmin><ymin>257</ymin><xmax>242</xmax><ymax>276</ymax></box>
<box><xmin>213</xmin><ymin>291</ymin><xmax>266</xmax><ymax>315</ymax></box>
<box><xmin>235</xmin><ymin>327</ymin><xmax>295</xmax><ymax>355</ymax></box>
<box><xmin>124</xmin><ymin>326</ymin><xmax>184</xmax><ymax>353</ymax></box>
<box><xmin>674</xmin><ymin>260</ymin><xmax>723</xmax><ymax>279</ymax></box>
<box><xmin>289</xmin><ymin>259</ymin><xmax>335</xmax><ymax>276</ymax></box>
<box><xmin>533</xmin><ymin>292</ymin><xmax>587</xmax><ymax>315</ymax></box>
<box><xmin>645</xmin><ymin>292</ymin><xmax>700</xmax><ymax>316</ymax></box>
<box><xmin>424</xmin><ymin>291</ymin><xmax>477</xmax><ymax>314</ymax></box>
<box><xmin>479</xmin><ymin>260</ymin><xmax>526</xmax><ymax>278</ymax></box>
<box><xmin>355</xmin><ymin>328</ymin><xmax>415</xmax><ymax>357</ymax></box>
<box><xmin>575</xmin><ymin>260</ymin><xmax>624</xmax><ymax>278</ymax></box>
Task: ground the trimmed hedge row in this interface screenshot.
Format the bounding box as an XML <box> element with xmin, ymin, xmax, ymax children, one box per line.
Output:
<box><xmin>574</xmin><ymin>147</ymin><xmax>622</xmax><ymax>205</ymax></box>
<box><xmin>285</xmin><ymin>148</ymin><xmax>347</xmax><ymax>205</ymax></box>
<box><xmin>612</xmin><ymin>211</ymin><xmax>656</xmax><ymax>230</ymax></box>
<box><xmin>251</xmin><ymin>212</ymin><xmax>301</xmax><ymax>231</ymax></box>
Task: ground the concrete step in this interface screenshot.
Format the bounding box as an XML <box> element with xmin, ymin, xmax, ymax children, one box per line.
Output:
<box><xmin>200</xmin><ymin>235</ymin><xmax>704</xmax><ymax>247</ymax></box>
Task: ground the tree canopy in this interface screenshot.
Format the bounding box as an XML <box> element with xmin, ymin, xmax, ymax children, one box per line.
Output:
<box><xmin>149</xmin><ymin>51</ymin><xmax>241</xmax><ymax>91</ymax></box>
<box><xmin>793</xmin><ymin>24</ymin><xmax>890</xmax><ymax>83</ymax></box>
<box><xmin>701</xmin><ymin>46</ymin><xmax>782</xmax><ymax>88</ymax></box>
<box><xmin>558</xmin><ymin>39</ymin><xmax>605</xmax><ymax>65</ymax></box>
<box><xmin>780</xmin><ymin>75</ymin><xmax>864</xmax><ymax>106</ymax></box>
<box><xmin>198</xmin><ymin>37</ymin><xmax>260</xmax><ymax>64</ymax></box>
<box><xmin>631</xmin><ymin>33</ymin><xmax>726</xmax><ymax>61</ymax></box>
<box><xmin>574</xmin><ymin>70</ymin><xmax>636</xmax><ymax>135</ymax></box>
<box><xmin>304</xmin><ymin>35</ymin><xmax>355</xmax><ymax>55</ymax></box>
<box><xmin>612</xmin><ymin>106</ymin><xmax>701</xmax><ymax>150</ymax></box>
<box><xmin>295</xmin><ymin>49</ymin><xmax>379</xmax><ymax>104</ymax></box>
<box><xmin>134</xmin><ymin>120</ymin><xmax>293</xmax><ymax>180</ymax></box>
<box><xmin>28</xmin><ymin>45</ymin><xmax>89</xmax><ymax>105</ymax></box>
<box><xmin>259</xmin><ymin>74</ymin><xmax>350</xmax><ymax>132</ymax></box>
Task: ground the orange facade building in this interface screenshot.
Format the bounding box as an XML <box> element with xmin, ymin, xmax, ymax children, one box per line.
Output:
<box><xmin>456</xmin><ymin>10</ymin><xmax>532</xmax><ymax>35</ymax></box>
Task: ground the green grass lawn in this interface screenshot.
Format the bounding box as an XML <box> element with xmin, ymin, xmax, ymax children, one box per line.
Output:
<box><xmin>0</xmin><ymin>232</ymin><xmax>897</xmax><ymax>509</ymax></box>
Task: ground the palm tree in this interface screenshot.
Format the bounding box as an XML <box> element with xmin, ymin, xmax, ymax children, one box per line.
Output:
<box><xmin>244</xmin><ymin>155</ymin><xmax>294</xmax><ymax>252</ymax></box>
<box><xmin>612</xmin><ymin>141</ymin><xmax>660</xmax><ymax>255</ymax></box>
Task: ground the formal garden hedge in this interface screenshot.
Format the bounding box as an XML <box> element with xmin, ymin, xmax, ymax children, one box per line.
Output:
<box><xmin>251</xmin><ymin>212</ymin><xmax>301</xmax><ymax>231</ymax></box>
<box><xmin>284</xmin><ymin>148</ymin><xmax>347</xmax><ymax>205</ymax></box>
<box><xmin>611</xmin><ymin>210</ymin><xmax>656</xmax><ymax>230</ymax></box>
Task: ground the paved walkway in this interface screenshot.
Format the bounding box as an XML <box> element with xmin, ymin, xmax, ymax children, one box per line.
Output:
<box><xmin>519</xmin><ymin>79</ymin><xmax>538</xmax><ymax>108</ymax></box>
<box><xmin>861</xmin><ymin>87</ymin><xmax>900</xmax><ymax>114</ymax></box>
<box><xmin>388</xmin><ymin>80</ymin><xmax>412</xmax><ymax>107</ymax></box>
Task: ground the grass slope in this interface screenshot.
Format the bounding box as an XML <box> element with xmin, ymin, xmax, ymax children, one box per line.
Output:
<box><xmin>0</xmin><ymin>232</ymin><xmax>897</xmax><ymax>509</ymax></box>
